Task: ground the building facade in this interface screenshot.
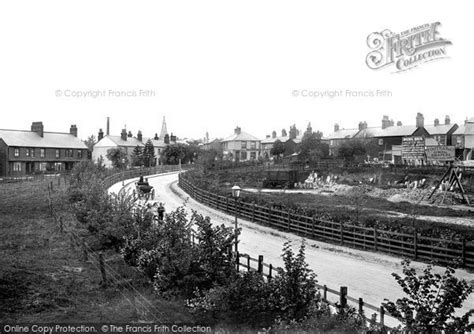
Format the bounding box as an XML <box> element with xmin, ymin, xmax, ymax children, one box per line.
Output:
<box><xmin>0</xmin><ymin>122</ymin><xmax>89</xmax><ymax>177</ymax></box>
<box><xmin>221</xmin><ymin>127</ymin><xmax>261</xmax><ymax>161</ymax></box>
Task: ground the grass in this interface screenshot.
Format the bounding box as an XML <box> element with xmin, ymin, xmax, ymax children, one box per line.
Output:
<box><xmin>0</xmin><ymin>179</ymin><xmax>194</xmax><ymax>322</ymax></box>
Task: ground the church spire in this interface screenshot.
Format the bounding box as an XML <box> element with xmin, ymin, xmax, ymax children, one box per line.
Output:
<box><xmin>159</xmin><ymin>116</ymin><xmax>168</xmax><ymax>139</ymax></box>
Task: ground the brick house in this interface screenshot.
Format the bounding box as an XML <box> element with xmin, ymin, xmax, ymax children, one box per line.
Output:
<box><xmin>221</xmin><ymin>127</ymin><xmax>261</xmax><ymax>161</ymax></box>
<box><xmin>0</xmin><ymin>122</ymin><xmax>89</xmax><ymax>177</ymax></box>
<box><xmin>452</xmin><ymin>117</ymin><xmax>474</xmax><ymax>160</ymax></box>
<box><xmin>323</xmin><ymin>123</ymin><xmax>360</xmax><ymax>156</ymax></box>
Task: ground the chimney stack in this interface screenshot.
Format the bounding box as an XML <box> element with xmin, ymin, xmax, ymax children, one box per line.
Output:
<box><xmin>266</xmin><ymin>135</ymin><xmax>270</xmax><ymax>139</ymax></box>
<box><xmin>31</xmin><ymin>122</ymin><xmax>44</xmax><ymax>137</ymax></box>
<box><xmin>170</xmin><ymin>133</ymin><xmax>177</xmax><ymax>142</ymax></box>
<box><xmin>272</xmin><ymin>131</ymin><xmax>277</xmax><ymax>138</ymax></box>
<box><xmin>416</xmin><ymin>112</ymin><xmax>424</xmax><ymax>128</ymax></box>
<box><xmin>164</xmin><ymin>134</ymin><xmax>170</xmax><ymax>144</ymax></box>
<box><xmin>98</xmin><ymin>128</ymin><xmax>104</xmax><ymax>141</ymax></box>
<box><xmin>445</xmin><ymin>115</ymin><xmax>451</xmax><ymax>125</ymax></box>
<box><xmin>154</xmin><ymin>133</ymin><xmax>159</xmax><ymax>140</ymax></box>
<box><xmin>434</xmin><ymin>118</ymin><xmax>440</xmax><ymax>126</ymax></box>
<box><xmin>234</xmin><ymin>126</ymin><xmax>241</xmax><ymax>135</ymax></box>
<box><xmin>121</xmin><ymin>129</ymin><xmax>127</xmax><ymax>141</ymax></box>
<box><xmin>381</xmin><ymin>115</ymin><xmax>390</xmax><ymax>129</ymax></box>
<box><xmin>396</xmin><ymin>121</ymin><xmax>402</xmax><ymax>126</ymax></box>
<box><xmin>70</xmin><ymin>124</ymin><xmax>78</xmax><ymax>137</ymax></box>
<box><xmin>358</xmin><ymin>121</ymin><xmax>367</xmax><ymax>131</ymax></box>
<box><xmin>334</xmin><ymin>123</ymin><xmax>340</xmax><ymax>132</ymax></box>
<box><xmin>137</xmin><ymin>130</ymin><xmax>143</xmax><ymax>142</ymax></box>
<box><xmin>106</xmin><ymin>117</ymin><xmax>110</xmax><ymax>135</ymax></box>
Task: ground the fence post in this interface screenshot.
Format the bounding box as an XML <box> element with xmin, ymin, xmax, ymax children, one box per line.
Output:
<box><xmin>339</xmin><ymin>286</ymin><xmax>347</xmax><ymax>310</ymax></box>
<box><xmin>413</xmin><ymin>230</ymin><xmax>418</xmax><ymax>260</ymax></box>
<box><xmin>462</xmin><ymin>238</ymin><xmax>466</xmax><ymax>267</ymax></box>
<box><xmin>312</xmin><ymin>216</ymin><xmax>316</xmax><ymax>238</ymax></box>
<box><xmin>358</xmin><ymin>298</ymin><xmax>364</xmax><ymax>315</ymax></box>
<box><xmin>287</xmin><ymin>210</ymin><xmax>291</xmax><ymax>232</ymax></box>
<box><xmin>340</xmin><ymin>223</ymin><xmax>344</xmax><ymax>245</ymax></box>
<box><xmin>323</xmin><ymin>285</ymin><xmax>327</xmax><ymax>302</ymax></box>
<box><xmin>252</xmin><ymin>203</ymin><xmax>255</xmax><ymax>223</ymax></box>
<box><xmin>236</xmin><ymin>252</ymin><xmax>240</xmax><ymax>271</ymax></box>
<box><xmin>247</xmin><ymin>254</ymin><xmax>251</xmax><ymax>271</ymax></box>
<box><xmin>258</xmin><ymin>255</ymin><xmax>263</xmax><ymax>274</ymax></box>
<box><xmin>267</xmin><ymin>206</ymin><xmax>271</xmax><ymax>226</ymax></box>
<box><xmin>99</xmin><ymin>253</ymin><xmax>107</xmax><ymax>287</ymax></box>
<box><xmin>226</xmin><ymin>197</ymin><xmax>229</xmax><ymax>213</ymax></box>
<box><xmin>380</xmin><ymin>305</ymin><xmax>385</xmax><ymax>327</ymax></box>
<box><xmin>50</xmin><ymin>181</ymin><xmax>53</xmax><ymax>191</ymax></box>
<box><xmin>268</xmin><ymin>264</ymin><xmax>272</xmax><ymax>280</ymax></box>
<box><xmin>374</xmin><ymin>226</ymin><xmax>378</xmax><ymax>251</ymax></box>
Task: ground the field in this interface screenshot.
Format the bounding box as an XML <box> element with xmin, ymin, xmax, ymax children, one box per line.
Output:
<box><xmin>0</xmin><ymin>179</ymin><xmax>192</xmax><ymax>322</ymax></box>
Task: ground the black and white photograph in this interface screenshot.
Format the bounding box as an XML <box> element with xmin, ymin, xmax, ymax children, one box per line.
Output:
<box><xmin>0</xmin><ymin>1</ymin><xmax>473</xmax><ymax>333</ymax></box>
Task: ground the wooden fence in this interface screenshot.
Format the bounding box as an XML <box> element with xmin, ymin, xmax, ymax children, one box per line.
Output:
<box><xmin>102</xmin><ymin>165</ymin><xmax>187</xmax><ymax>189</ymax></box>
<box><xmin>178</xmin><ymin>172</ymin><xmax>474</xmax><ymax>270</ymax></box>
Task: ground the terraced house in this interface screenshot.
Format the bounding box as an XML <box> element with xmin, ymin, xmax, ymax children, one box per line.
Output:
<box><xmin>0</xmin><ymin>122</ymin><xmax>89</xmax><ymax>177</ymax></box>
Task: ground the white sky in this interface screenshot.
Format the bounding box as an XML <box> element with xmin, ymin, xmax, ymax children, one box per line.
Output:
<box><xmin>0</xmin><ymin>1</ymin><xmax>472</xmax><ymax>141</ymax></box>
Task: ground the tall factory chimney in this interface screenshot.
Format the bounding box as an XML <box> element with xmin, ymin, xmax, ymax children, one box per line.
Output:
<box><xmin>106</xmin><ymin>117</ymin><xmax>110</xmax><ymax>135</ymax></box>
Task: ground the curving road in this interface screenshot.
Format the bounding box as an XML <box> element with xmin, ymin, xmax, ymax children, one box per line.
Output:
<box><xmin>113</xmin><ymin>172</ymin><xmax>474</xmax><ymax>325</ymax></box>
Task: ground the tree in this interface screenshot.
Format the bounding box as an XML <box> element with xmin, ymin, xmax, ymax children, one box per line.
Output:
<box><xmin>106</xmin><ymin>147</ymin><xmax>128</xmax><ymax>169</ymax></box>
<box><xmin>270</xmin><ymin>140</ymin><xmax>286</xmax><ymax>160</ymax></box>
<box><xmin>299</xmin><ymin>131</ymin><xmax>328</xmax><ymax>162</ymax></box>
<box><xmin>84</xmin><ymin>135</ymin><xmax>97</xmax><ymax>151</ymax></box>
<box><xmin>337</xmin><ymin>140</ymin><xmax>366</xmax><ymax>161</ymax></box>
<box><xmin>130</xmin><ymin>145</ymin><xmax>144</xmax><ymax>167</ymax></box>
<box><xmin>383</xmin><ymin>260</ymin><xmax>473</xmax><ymax>333</ymax></box>
<box><xmin>162</xmin><ymin>143</ymin><xmax>192</xmax><ymax>165</ymax></box>
<box><xmin>143</xmin><ymin>139</ymin><xmax>156</xmax><ymax>167</ymax></box>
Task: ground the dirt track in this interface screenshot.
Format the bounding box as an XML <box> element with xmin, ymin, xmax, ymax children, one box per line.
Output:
<box><xmin>113</xmin><ymin>172</ymin><xmax>474</xmax><ymax>327</ymax></box>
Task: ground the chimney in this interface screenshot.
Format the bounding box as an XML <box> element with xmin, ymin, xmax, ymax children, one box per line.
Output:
<box><xmin>164</xmin><ymin>134</ymin><xmax>170</xmax><ymax>144</ymax></box>
<box><xmin>416</xmin><ymin>112</ymin><xmax>424</xmax><ymax>128</ymax></box>
<box><xmin>31</xmin><ymin>122</ymin><xmax>44</xmax><ymax>137</ymax></box>
<box><xmin>334</xmin><ymin>123</ymin><xmax>340</xmax><ymax>132</ymax></box>
<box><xmin>170</xmin><ymin>133</ymin><xmax>177</xmax><ymax>142</ymax></box>
<box><xmin>396</xmin><ymin>121</ymin><xmax>402</xmax><ymax>126</ymax></box>
<box><xmin>128</xmin><ymin>130</ymin><xmax>133</xmax><ymax>138</ymax></box>
<box><xmin>445</xmin><ymin>115</ymin><xmax>451</xmax><ymax>125</ymax></box>
<box><xmin>234</xmin><ymin>126</ymin><xmax>241</xmax><ymax>135</ymax></box>
<box><xmin>266</xmin><ymin>135</ymin><xmax>270</xmax><ymax>139</ymax></box>
<box><xmin>272</xmin><ymin>131</ymin><xmax>277</xmax><ymax>138</ymax></box>
<box><xmin>106</xmin><ymin>117</ymin><xmax>110</xmax><ymax>135</ymax></box>
<box><xmin>98</xmin><ymin>128</ymin><xmax>104</xmax><ymax>141</ymax></box>
<box><xmin>70</xmin><ymin>124</ymin><xmax>78</xmax><ymax>137</ymax></box>
<box><xmin>381</xmin><ymin>115</ymin><xmax>390</xmax><ymax>129</ymax></box>
<box><xmin>434</xmin><ymin>118</ymin><xmax>440</xmax><ymax>126</ymax></box>
<box><xmin>137</xmin><ymin>130</ymin><xmax>143</xmax><ymax>142</ymax></box>
<box><xmin>358</xmin><ymin>121</ymin><xmax>367</xmax><ymax>131</ymax></box>
<box><xmin>154</xmin><ymin>133</ymin><xmax>159</xmax><ymax>140</ymax></box>
<box><xmin>121</xmin><ymin>129</ymin><xmax>127</xmax><ymax>141</ymax></box>
<box><xmin>389</xmin><ymin>119</ymin><xmax>394</xmax><ymax>127</ymax></box>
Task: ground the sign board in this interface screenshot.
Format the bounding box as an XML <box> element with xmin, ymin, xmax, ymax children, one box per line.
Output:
<box><xmin>425</xmin><ymin>146</ymin><xmax>455</xmax><ymax>161</ymax></box>
<box><xmin>401</xmin><ymin>136</ymin><xmax>425</xmax><ymax>160</ymax></box>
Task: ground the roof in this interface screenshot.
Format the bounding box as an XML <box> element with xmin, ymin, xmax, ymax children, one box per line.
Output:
<box><xmin>100</xmin><ymin>135</ymin><xmax>145</xmax><ymax>148</ymax></box>
<box><xmin>355</xmin><ymin>125</ymin><xmax>417</xmax><ymax>138</ymax></box>
<box><xmin>324</xmin><ymin>128</ymin><xmax>359</xmax><ymax>140</ymax></box>
<box><xmin>262</xmin><ymin>135</ymin><xmax>303</xmax><ymax>144</ymax></box>
<box><xmin>222</xmin><ymin>131</ymin><xmax>261</xmax><ymax>142</ymax></box>
<box><xmin>0</xmin><ymin>129</ymin><xmax>87</xmax><ymax>149</ymax></box>
<box><xmin>453</xmin><ymin>125</ymin><xmax>465</xmax><ymax>135</ymax></box>
<box><xmin>424</xmin><ymin>124</ymin><xmax>457</xmax><ymax>135</ymax></box>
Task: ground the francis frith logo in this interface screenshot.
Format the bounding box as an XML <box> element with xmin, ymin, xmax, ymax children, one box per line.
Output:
<box><xmin>366</xmin><ymin>22</ymin><xmax>452</xmax><ymax>72</ymax></box>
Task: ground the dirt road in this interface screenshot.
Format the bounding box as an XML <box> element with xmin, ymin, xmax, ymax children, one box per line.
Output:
<box><xmin>114</xmin><ymin>172</ymin><xmax>474</xmax><ymax>326</ymax></box>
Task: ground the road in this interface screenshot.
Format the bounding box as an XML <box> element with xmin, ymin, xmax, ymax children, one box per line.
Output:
<box><xmin>113</xmin><ymin>172</ymin><xmax>474</xmax><ymax>325</ymax></box>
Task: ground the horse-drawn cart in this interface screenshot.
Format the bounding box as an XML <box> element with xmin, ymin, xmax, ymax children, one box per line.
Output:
<box><xmin>134</xmin><ymin>182</ymin><xmax>155</xmax><ymax>200</ymax></box>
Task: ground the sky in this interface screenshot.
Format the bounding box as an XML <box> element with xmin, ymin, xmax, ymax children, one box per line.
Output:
<box><xmin>0</xmin><ymin>1</ymin><xmax>472</xmax><ymax>142</ymax></box>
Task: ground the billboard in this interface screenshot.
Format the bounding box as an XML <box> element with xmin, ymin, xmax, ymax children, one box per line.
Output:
<box><xmin>401</xmin><ymin>136</ymin><xmax>425</xmax><ymax>160</ymax></box>
<box><xmin>425</xmin><ymin>145</ymin><xmax>455</xmax><ymax>161</ymax></box>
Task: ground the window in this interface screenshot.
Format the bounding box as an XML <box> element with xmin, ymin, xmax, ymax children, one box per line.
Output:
<box><xmin>378</xmin><ymin>139</ymin><xmax>383</xmax><ymax>145</ymax></box>
<box><xmin>77</xmin><ymin>150</ymin><xmax>83</xmax><ymax>159</ymax></box>
<box><xmin>330</xmin><ymin>140</ymin><xmax>334</xmax><ymax>146</ymax></box>
<box><xmin>54</xmin><ymin>162</ymin><xmax>62</xmax><ymax>171</ymax></box>
<box><xmin>13</xmin><ymin>162</ymin><xmax>21</xmax><ymax>171</ymax></box>
<box><xmin>14</xmin><ymin>148</ymin><xmax>19</xmax><ymax>157</ymax></box>
<box><xmin>250</xmin><ymin>152</ymin><xmax>257</xmax><ymax>160</ymax></box>
<box><xmin>241</xmin><ymin>141</ymin><xmax>247</xmax><ymax>149</ymax></box>
<box><xmin>31</xmin><ymin>148</ymin><xmax>35</xmax><ymax>157</ymax></box>
<box><xmin>26</xmin><ymin>148</ymin><xmax>30</xmax><ymax>157</ymax></box>
<box><xmin>40</xmin><ymin>149</ymin><xmax>45</xmax><ymax>158</ymax></box>
<box><xmin>250</xmin><ymin>141</ymin><xmax>256</xmax><ymax>149</ymax></box>
<box><xmin>55</xmin><ymin>149</ymin><xmax>60</xmax><ymax>158</ymax></box>
<box><xmin>456</xmin><ymin>136</ymin><xmax>462</xmax><ymax>145</ymax></box>
<box><xmin>39</xmin><ymin>162</ymin><xmax>47</xmax><ymax>171</ymax></box>
<box><xmin>241</xmin><ymin>151</ymin><xmax>247</xmax><ymax>160</ymax></box>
